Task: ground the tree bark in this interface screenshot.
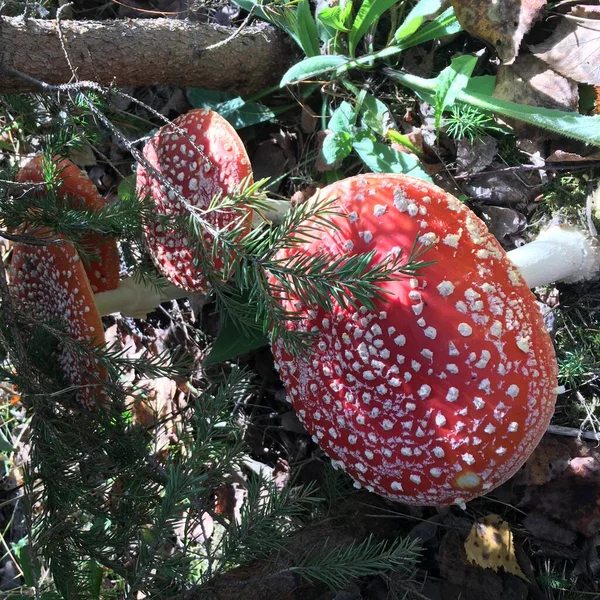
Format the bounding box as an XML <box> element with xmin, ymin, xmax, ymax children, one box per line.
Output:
<box><xmin>0</xmin><ymin>16</ymin><xmax>293</xmax><ymax>95</ymax></box>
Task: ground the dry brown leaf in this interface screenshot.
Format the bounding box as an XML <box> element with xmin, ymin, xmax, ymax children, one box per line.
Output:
<box><xmin>464</xmin><ymin>514</ymin><xmax>528</xmax><ymax>581</ymax></box>
<box><xmin>450</xmin><ymin>0</ymin><xmax>546</xmax><ymax>64</ymax></box>
<box><xmin>531</xmin><ymin>6</ymin><xmax>600</xmax><ymax>85</ymax></box>
<box><xmin>521</xmin><ymin>454</ymin><xmax>600</xmax><ymax>537</ymax></box>
<box><xmin>518</xmin><ymin>436</ymin><xmax>571</xmax><ymax>485</ymax></box>
<box><xmin>494</xmin><ymin>55</ymin><xmax>579</xmax><ymax>111</ymax></box>
<box><xmin>456</xmin><ymin>136</ymin><xmax>498</xmax><ymax>174</ymax></box>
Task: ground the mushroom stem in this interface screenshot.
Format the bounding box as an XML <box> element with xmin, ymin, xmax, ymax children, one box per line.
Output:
<box><xmin>94</xmin><ymin>277</ymin><xmax>188</xmax><ymax>318</ymax></box>
<box><xmin>506</xmin><ymin>225</ymin><xmax>599</xmax><ymax>288</ymax></box>
<box><xmin>251</xmin><ymin>198</ymin><xmax>291</xmax><ymax>226</ymax></box>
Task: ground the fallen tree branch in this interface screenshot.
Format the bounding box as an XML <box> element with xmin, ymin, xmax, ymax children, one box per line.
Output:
<box><xmin>0</xmin><ymin>16</ymin><xmax>293</xmax><ymax>95</ymax></box>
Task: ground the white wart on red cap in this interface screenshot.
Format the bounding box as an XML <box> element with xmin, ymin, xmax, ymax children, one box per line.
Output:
<box><xmin>10</xmin><ymin>236</ymin><xmax>107</xmax><ymax>409</ymax></box>
<box><xmin>138</xmin><ymin>109</ymin><xmax>253</xmax><ymax>293</ymax></box>
<box><xmin>270</xmin><ymin>173</ymin><xmax>558</xmax><ymax>506</ymax></box>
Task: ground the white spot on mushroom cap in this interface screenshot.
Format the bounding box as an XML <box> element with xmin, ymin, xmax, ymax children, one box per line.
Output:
<box><xmin>458</xmin><ymin>323</ymin><xmax>473</xmax><ymax>336</ymax></box>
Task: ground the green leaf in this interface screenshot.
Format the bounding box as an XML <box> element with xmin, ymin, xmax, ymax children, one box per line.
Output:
<box><xmin>205</xmin><ymin>309</ymin><xmax>268</xmax><ymax>365</ymax></box>
<box><xmin>13</xmin><ymin>540</ymin><xmax>39</xmax><ymax>588</ymax></box>
<box><xmin>296</xmin><ymin>0</ymin><xmax>321</xmax><ymax>57</ymax></box>
<box><xmin>0</xmin><ymin>428</ymin><xmax>13</xmax><ymax>453</ymax></box>
<box><xmin>322</xmin><ymin>131</ymin><xmax>354</xmax><ymax>165</ymax></box>
<box><xmin>386</xmin><ymin>129</ymin><xmax>424</xmax><ymax>157</ymax></box>
<box><xmin>187</xmin><ymin>89</ymin><xmax>275</xmax><ymax>129</ymax></box>
<box><xmin>328</xmin><ymin>101</ymin><xmax>356</xmax><ymax>132</ymax></box>
<box><xmin>395</xmin><ymin>0</ymin><xmax>442</xmax><ymax>42</ymax></box>
<box><xmin>458</xmin><ymin>89</ymin><xmax>600</xmax><ymax>146</ymax></box>
<box><xmin>280</xmin><ymin>55</ymin><xmax>350</xmax><ymax>86</ymax></box>
<box><xmin>117</xmin><ymin>175</ymin><xmax>137</xmax><ymax>203</ymax></box>
<box><xmin>399</xmin><ymin>6</ymin><xmax>461</xmax><ymax>48</ymax></box>
<box><xmin>349</xmin><ymin>0</ymin><xmax>398</xmax><ymax>56</ymax></box>
<box><xmin>386</xmin><ymin>67</ymin><xmax>600</xmax><ymax>145</ymax></box>
<box><xmin>359</xmin><ymin>93</ymin><xmax>392</xmax><ymax>136</ymax></box>
<box><xmin>352</xmin><ymin>134</ymin><xmax>432</xmax><ymax>181</ymax></box>
<box><xmin>434</xmin><ymin>55</ymin><xmax>478</xmax><ymax>128</ymax></box>
<box><xmin>465</xmin><ymin>75</ymin><xmax>496</xmax><ymax>96</ymax></box>
<box><xmin>187</xmin><ymin>88</ymin><xmax>232</xmax><ymax>108</ymax></box>
<box><xmin>231</xmin><ymin>0</ymin><xmax>319</xmax><ymax>56</ymax></box>
<box><xmin>87</xmin><ymin>559</ymin><xmax>103</xmax><ymax>599</ymax></box>
<box><xmin>215</xmin><ymin>100</ymin><xmax>276</xmax><ymax>129</ymax></box>
<box><xmin>318</xmin><ymin>4</ymin><xmax>352</xmax><ymax>33</ymax></box>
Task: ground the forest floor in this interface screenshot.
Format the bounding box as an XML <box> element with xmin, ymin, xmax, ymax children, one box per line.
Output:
<box><xmin>2</xmin><ymin>0</ymin><xmax>600</xmax><ymax>598</ymax></box>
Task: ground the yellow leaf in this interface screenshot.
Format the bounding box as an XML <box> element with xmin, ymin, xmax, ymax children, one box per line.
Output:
<box><xmin>464</xmin><ymin>514</ymin><xmax>528</xmax><ymax>581</ymax></box>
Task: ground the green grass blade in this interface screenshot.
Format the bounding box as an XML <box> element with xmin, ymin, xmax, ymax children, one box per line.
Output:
<box><xmin>349</xmin><ymin>0</ymin><xmax>399</xmax><ymax>57</ymax></box>
<box><xmin>296</xmin><ymin>0</ymin><xmax>321</xmax><ymax>56</ymax></box>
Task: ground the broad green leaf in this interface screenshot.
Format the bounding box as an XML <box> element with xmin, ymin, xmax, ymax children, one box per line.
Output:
<box><xmin>322</xmin><ymin>131</ymin><xmax>354</xmax><ymax>165</ymax></box>
<box><xmin>328</xmin><ymin>101</ymin><xmax>356</xmax><ymax>132</ymax></box>
<box><xmin>214</xmin><ymin>99</ymin><xmax>276</xmax><ymax>129</ymax></box>
<box><xmin>349</xmin><ymin>0</ymin><xmax>398</xmax><ymax>56</ymax></box>
<box><xmin>465</xmin><ymin>75</ymin><xmax>496</xmax><ymax>96</ymax></box>
<box><xmin>117</xmin><ymin>175</ymin><xmax>136</xmax><ymax>203</ymax></box>
<box><xmin>399</xmin><ymin>6</ymin><xmax>461</xmax><ymax>48</ymax></box>
<box><xmin>13</xmin><ymin>540</ymin><xmax>38</xmax><ymax>588</ymax></box>
<box><xmin>187</xmin><ymin>88</ymin><xmax>232</xmax><ymax>107</ymax></box>
<box><xmin>187</xmin><ymin>89</ymin><xmax>275</xmax><ymax>129</ymax></box>
<box><xmin>280</xmin><ymin>55</ymin><xmax>350</xmax><ymax>86</ymax></box>
<box><xmin>386</xmin><ymin>67</ymin><xmax>600</xmax><ymax>146</ymax></box>
<box><xmin>318</xmin><ymin>5</ymin><xmax>351</xmax><ymax>33</ymax></box>
<box><xmin>459</xmin><ymin>89</ymin><xmax>600</xmax><ymax>146</ymax></box>
<box><xmin>352</xmin><ymin>134</ymin><xmax>432</xmax><ymax>181</ymax></box>
<box><xmin>359</xmin><ymin>93</ymin><xmax>393</xmax><ymax>136</ymax></box>
<box><xmin>205</xmin><ymin>312</ymin><xmax>267</xmax><ymax>365</ymax></box>
<box><xmin>395</xmin><ymin>0</ymin><xmax>442</xmax><ymax>42</ymax></box>
<box><xmin>434</xmin><ymin>55</ymin><xmax>478</xmax><ymax>127</ymax></box>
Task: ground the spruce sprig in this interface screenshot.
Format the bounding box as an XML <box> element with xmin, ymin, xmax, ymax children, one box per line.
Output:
<box><xmin>182</xmin><ymin>189</ymin><xmax>435</xmax><ymax>354</ymax></box>
<box><xmin>288</xmin><ymin>534</ymin><xmax>422</xmax><ymax>590</ymax></box>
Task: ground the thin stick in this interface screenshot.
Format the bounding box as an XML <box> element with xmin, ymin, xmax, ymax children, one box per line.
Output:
<box><xmin>453</xmin><ymin>161</ymin><xmax>600</xmax><ymax>180</ymax></box>
<box><xmin>546</xmin><ymin>424</ymin><xmax>600</xmax><ymax>442</ymax></box>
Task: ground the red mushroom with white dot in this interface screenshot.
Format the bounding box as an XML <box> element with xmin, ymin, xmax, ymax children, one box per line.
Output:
<box><xmin>15</xmin><ymin>155</ymin><xmax>189</xmax><ymax>318</ymax></box>
<box><xmin>270</xmin><ymin>173</ymin><xmax>559</xmax><ymax>507</ymax></box>
<box><xmin>137</xmin><ymin>108</ymin><xmax>254</xmax><ymax>293</ymax></box>
<box><xmin>15</xmin><ymin>154</ymin><xmax>120</xmax><ymax>294</ymax></box>
<box><xmin>10</xmin><ymin>233</ymin><xmax>107</xmax><ymax>409</ymax></box>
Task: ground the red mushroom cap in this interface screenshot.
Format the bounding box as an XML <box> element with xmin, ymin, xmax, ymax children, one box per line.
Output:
<box><xmin>270</xmin><ymin>174</ymin><xmax>558</xmax><ymax>506</ymax></box>
<box><xmin>15</xmin><ymin>154</ymin><xmax>120</xmax><ymax>294</ymax></box>
<box><xmin>10</xmin><ymin>233</ymin><xmax>107</xmax><ymax>409</ymax></box>
<box><xmin>137</xmin><ymin>108</ymin><xmax>253</xmax><ymax>293</ymax></box>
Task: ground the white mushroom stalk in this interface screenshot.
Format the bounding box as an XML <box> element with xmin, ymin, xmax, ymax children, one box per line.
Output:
<box><xmin>94</xmin><ymin>277</ymin><xmax>188</xmax><ymax>318</ymax></box>
<box><xmin>506</xmin><ymin>224</ymin><xmax>600</xmax><ymax>288</ymax></box>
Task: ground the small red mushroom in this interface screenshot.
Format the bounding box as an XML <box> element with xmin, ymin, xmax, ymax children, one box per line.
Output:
<box><xmin>10</xmin><ymin>232</ymin><xmax>107</xmax><ymax>409</ymax></box>
<box><xmin>270</xmin><ymin>173</ymin><xmax>558</xmax><ymax>507</ymax></box>
<box><xmin>15</xmin><ymin>154</ymin><xmax>120</xmax><ymax>294</ymax></box>
<box><xmin>137</xmin><ymin>108</ymin><xmax>253</xmax><ymax>293</ymax></box>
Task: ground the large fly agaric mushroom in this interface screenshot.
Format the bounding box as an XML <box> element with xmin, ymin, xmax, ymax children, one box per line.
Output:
<box><xmin>270</xmin><ymin>173</ymin><xmax>559</xmax><ymax>507</ymax></box>
<box><xmin>137</xmin><ymin>108</ymin><xmax>254</xmax><ymax>293</ymax></box>
<box><xmin>10</xmin><ymin>233</ymin><xmax>107</xmax><ymax>409</ymax></box>
<box><xmin>15</xmin><ymin>154</ymin><xmax>120</xmax><ymax>294</ymax></box>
